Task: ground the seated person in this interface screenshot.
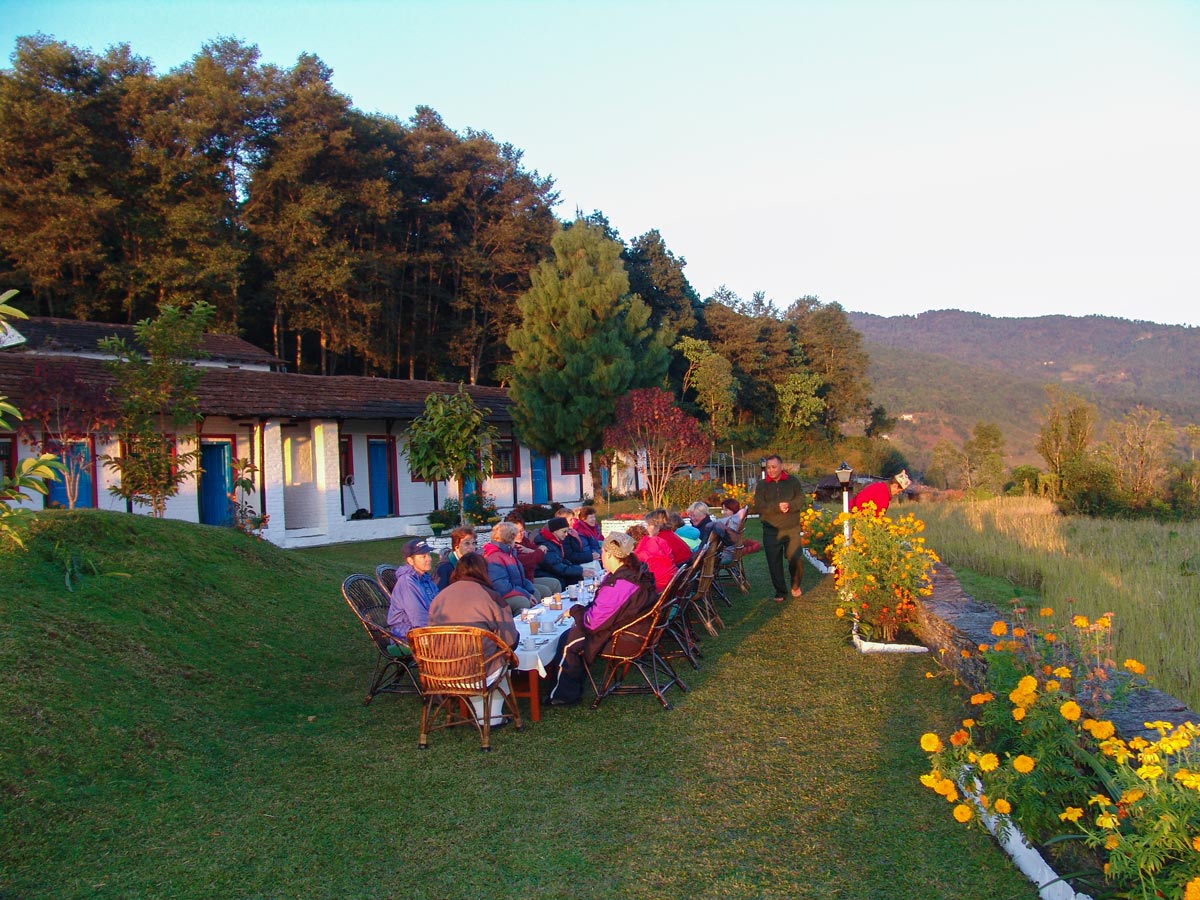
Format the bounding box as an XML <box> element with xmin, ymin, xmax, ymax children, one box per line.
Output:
<box><xmin>386</xmin><ymin>539</ymin><xmax>439</xmax><ymax>641</ymax></box>
<box><xmin>546</xmin><ymin>532</ymin><xmax>658</xmax><ymax>706</ymax></box>
<box><xmin>534</xmin><ymin>516</ymin><xmax>585</xmax><ymax>587</ymax></box>
<box><xmin>560</xmin><ymin>510</ymin><xmax>598</xmax><ymax>564</ymax></box>
<box><xmin>647</xmin><ymin>508</ymin><xmax>693</xmax><ymax>565</ymax></box>
<box><xmin>712</xmin><ymin>499</ymin><xmax>759</xmax><ymax>561</ymax></box>
<box><xmin>687</xmin><ymin>500</ymin><xmax>718</xmax><ymax>546</ymax></box>
<box><xmin>505</xmin><ymin>511</ymin><xmax>559</xmax><ymax>600</ymax></box>
<box><xmin>629</xmin><ymin>521</ymin><xmax>679</xmax><ymax>592</ymax></box>
<box><xmin>435</xmin><ymin>526</ymin><xmax>477</xmax><ymax>590</ymax></box>
<box><xmin>428</xmin><ymin>552</ymin><xmax>519</xmax><ymax>727</ymax></box>
<box><xmin>670</xmin><ymin>510</ymin><xmax>702</xmax><ymax>551</ymax></box>
<box><xmin>480</xmin><ymin>521</ymin><xmax>535</xmax><ymax>613</ymax></box>
<box><xmin>572</xmin><ymin>506</ymin><xmax>603</xmax><ymax>556</ymax></box>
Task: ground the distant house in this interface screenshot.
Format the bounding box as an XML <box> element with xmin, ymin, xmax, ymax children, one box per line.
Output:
<box><xmin>1</xmin><ymin>318</ymin><xmax>593</xmax><ymax>548</ymax></box>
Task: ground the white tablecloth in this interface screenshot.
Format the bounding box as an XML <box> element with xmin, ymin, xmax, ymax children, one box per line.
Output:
<box><xmin>511</xmin><ymin>582</ymin><xmax>597</xmax><ymax>673</ymax></box>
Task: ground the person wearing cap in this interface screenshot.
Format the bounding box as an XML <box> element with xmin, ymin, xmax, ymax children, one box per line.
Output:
<box><xmin>387</xmin><ymin>538</ymin><xmax>439</xmax><ymax>641</ymax></box>
<box><xmin>850</xmin><ymin>469</ymin><xmax>911</xmax><ymax>516</ymax></box>
<box><xmin>751</xmin><ymin>454</ymin><xmax>807</xmax><ymax>602</ymax></box>
<box><xmin>481</xmin><ymin>521</ymin><xmax>536</xmax><ymax>613</ymax></box>
<box><xmin>533</xmin><ymin>515</ymin><xmax>585</xmax><ymax>587</ymax></box>
<box><xmin>546</xmin><ymin>531</ymin><xmax>658</xmax><ymax>706</ymax></box>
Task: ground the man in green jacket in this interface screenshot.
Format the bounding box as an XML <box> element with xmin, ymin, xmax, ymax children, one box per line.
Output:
<box><xmin>752</xmin><ymin>454</ymin><xmax>807</xmax><ymax>602</ymax></box>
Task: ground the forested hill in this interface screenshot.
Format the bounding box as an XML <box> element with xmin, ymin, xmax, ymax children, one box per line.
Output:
<box><xmin>850</xmin><ymin>310</ymin><xmax>1200</xmax><ymax>468</ymax></box>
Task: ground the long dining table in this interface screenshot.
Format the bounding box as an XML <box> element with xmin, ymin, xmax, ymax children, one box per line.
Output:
<box><xmin>508</xmin><ymin>562</ymin><xmax>602</xmax><ymax>721</ymax></box>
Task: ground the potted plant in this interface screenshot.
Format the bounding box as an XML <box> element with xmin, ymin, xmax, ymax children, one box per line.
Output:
<box><xmin>427</xmin><ymin>508</ymin><xmax>455</xmax><ymax>535</ymax></box>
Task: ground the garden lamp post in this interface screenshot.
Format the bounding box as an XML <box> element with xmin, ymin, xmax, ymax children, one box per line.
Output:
<box><xmin>836</xmin><ymin>462</ymin><xmax>853</xmax><ymax>546</ymax></box>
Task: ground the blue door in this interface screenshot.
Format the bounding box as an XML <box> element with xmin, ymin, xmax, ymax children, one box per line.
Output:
<box><xmin>368</xmin><ymin>439</ymin><xmax>394</xmax><ymax>517</ymax></box>
<box><xmin>199</xmin><ymin>442</ymin><xmax>233</xmax><ymax>526</ymax></box>
<box><xmin>47</xmin><ymin>441</ymin><xmax>94</xmax><ymax>509</ymax></box>
<box><xmin>530</xmin><ymin>452</ymin><xmax>548</xmax><ymax>505</ymax></box>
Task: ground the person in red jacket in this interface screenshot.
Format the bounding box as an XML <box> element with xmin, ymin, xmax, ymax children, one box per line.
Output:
<box><xmin>850</xmin><ymin>469</ymin><xmax>911</xmax><ymax>516</ymax></box>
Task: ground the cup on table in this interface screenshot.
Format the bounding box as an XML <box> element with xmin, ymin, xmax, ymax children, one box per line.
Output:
<box><xmin>567</xmin><ymin>584</ymin><xmax>579</xmax><ymax>599</ymax></box>
<box><xmin>529</xmin><ymin>619</ymin><xmax>540</xmax><ymax>636</ymax></box>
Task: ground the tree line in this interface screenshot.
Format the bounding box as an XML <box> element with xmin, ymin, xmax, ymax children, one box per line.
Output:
<box><xmin>1</xmin><ymin>34</ymin><xmax>878</xmax><ymax>459</ymax></box>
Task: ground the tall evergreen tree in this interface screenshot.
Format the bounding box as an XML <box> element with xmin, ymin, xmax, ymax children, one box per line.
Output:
<box><xmin>507</xmin><ymin>220</ymin><xmax>667</xmax><ymax>454</ymax></box>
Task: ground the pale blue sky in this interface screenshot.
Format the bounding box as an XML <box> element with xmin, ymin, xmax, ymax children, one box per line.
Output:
<box><xmin>4</xmin><ymin>0</ymin><xmax>1198</xmax><ymax>326</ymax></box>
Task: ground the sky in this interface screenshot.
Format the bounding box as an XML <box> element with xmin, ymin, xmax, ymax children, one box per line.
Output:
<box><xmin>3</xmin><ymin>0</ymin><xmax>1199</xmax><ymax>327</ymax></box>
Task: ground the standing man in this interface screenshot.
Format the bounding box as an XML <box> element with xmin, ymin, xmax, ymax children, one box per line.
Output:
<box><xmin>752</xmin><ymin>454</ymin><xmax>806</xmax><ymax>603</ymax></box>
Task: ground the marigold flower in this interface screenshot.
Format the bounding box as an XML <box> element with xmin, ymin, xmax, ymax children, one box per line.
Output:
<box><xmin>949</xmin><ymin>729</ymin><xmax>969</xmax><ymax>747</ymax></box>
<box><xmin>920</xmin><ymin>732</ymin><xmax>943</xmax><ymax>752</ymax></box>
<box><xmin>1104</xmin><ymin>833</ymin><xmax>1120</xmax><ymax>851</ymax></box>
<box><xmin>959</xmin><ymin>649</ymin><xmax>970</xmax><ymax>659</ymax></box>
<box><xmin>1123</xmin><ymin>658</ymin><xmax>1147</xmax><ymax>675</ymax></box>
<box><xmin>1119</xmin><ymin>788</ymin><xmax>1145</xmax><ymax>805</ymax></box>
<box><xmin>1084</xmin><ymin>719</ymin><xmax>1116</xmax><ymax>740</ymax></box>
<box><xmin>1136</xmin><ymin>763</ymin><xmax>1164</xmax><ymax>780</ymax></box>
<box><xmin>1059</xmin><ymin>807</ymin><xmax>1083</xmax><ymax>822</ymax></box>
<box><xmin>1012</xmin><ymin>707</ymin><xmax>1026</xmax><ymax>722</ymax></box>
<box><xmin>1053</xmin><ymin>666</ymin><xmax>1072</xmax><ymax>678</ymax></box>
<box><xmin>1192</xmin><ymin>835</ymin><xmax>1200</xmax><ymax>852</ymax></box>
<box><xmin>1072</xmin><ymin>614</ymin><xmax>1089</xmax><ymax>628</ymax></box>
<box><xmin>977</xmin><ymin>643</ymin><xmax>989</xmax><ymax>653</ymax></box>
<box><xmin>1045</xmin><ymin>679</ymin><xmax>1061</xmax><ymax>692</ymax></box>
<box><xmin>952</xmin><ymin>804</ymin><xmax>973</xmax><ymax>823</ymax></box>
<box><xmin>991</xmin><ymin>621</ymin><xmax>1008</xmax><ymax>636</ymax></box>
<box><xmin>1060</xmin><ymin>700</ymin><xmax>1082</xmax><ymax>722</ymax></box>
<box><xmin>1087</xmin><ymin>794</ymin><xmax>1112</xmax><ymax>807</ymax></box>
<box><xmin>962</xmin><ymin>718</ymin><xmax>975</xmax><ymax>728</ymax></box>
<box><xmin>919</xmin><ymin>772</ymin><xmax>941</xmax><ymax>790</ymax></box>
<box><xmin>970</xmin><ymin>692</ymin><xmax>994</xmax><ymax>705</ymax></box>
<box><xmin>979</xmin><ymin>753</ymin><xmax>999</xmax><ymax>772</ymax></box>
<box><xmin>1013</xmin><ymin>754</ymin><xmax>1036</xmax><ymax>774</ymax></box>
<box><xmin>1012</xmin><ymin>627</ymin><xmax>1025</xmax><ymax>638</ymax></box>
<box><xmin>1039</xmin><ymin>607</ymin><xmax>1054</xmax><ymax>617</ymax></box>
<box><xmin>1096</xmin><ymin>811</ymin><xmax>1119</xmax><ymax>829</ymax></box>
<box><xmin>993</xmin><ymin>798</ymin><xmax>1011</xmax><ymax>815</ymax></box>
<box><xmin>1044</xmin><ymin>633</ymin><xmax>1057</xmax><ymax>642</ymax></box>
<box><xmin>1185</xmin><ymin>877</ymin><xmax>1200</xmax><ymax>900</ymax></box>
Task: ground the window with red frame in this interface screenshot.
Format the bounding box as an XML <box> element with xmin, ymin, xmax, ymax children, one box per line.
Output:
<box><xmin>560</xmin><ymin>450</ymin><xmax>584</xmax><ymax>475</ymax></box>
<box><xmin>492</xmin><ymin>431</ymin><xmax>519</xmax><ymax>477</ymax></box>
<box><xmin>0</xmin><ymin>436</ymin><xmax>15</xmax><ymax>479</ymax></box>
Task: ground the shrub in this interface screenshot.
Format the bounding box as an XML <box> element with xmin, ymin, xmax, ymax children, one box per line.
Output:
<box><xmin>463</xmin><ymin>492</ymin><xmax>499</xmax><ymax>526</ymax></box>
<box><xmin>662</xmin><ymin>475</ymin><xmax>714</xmax><ymax>510</ymax></box>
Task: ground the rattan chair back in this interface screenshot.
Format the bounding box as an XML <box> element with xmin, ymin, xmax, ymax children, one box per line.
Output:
<box><xmin>340</xmin><ymin>574</ymin><xmax>420</xmax><ymax>703</ymax></box>
<box><xmin>374</xmin><ymin>563</ymin><xmax>398</xmax><ymax>597</ymax></box>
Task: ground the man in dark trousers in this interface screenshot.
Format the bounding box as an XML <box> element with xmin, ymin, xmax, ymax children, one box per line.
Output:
<box><xmin>752</xmin><ymin>454</ymin><xmax>807</xmax><ymax>602</ymax></box>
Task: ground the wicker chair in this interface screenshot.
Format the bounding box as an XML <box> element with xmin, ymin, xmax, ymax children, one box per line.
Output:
<box><xmin>587</xmin><ymin>577</ymin><xmax>689</xmax><ymax>711</ymax></box>
<box><xmin>375</xmin><ymin>563</ymin><xmax>398</xmax><ymax>597</ymax></box>
<box><xmin>660</xmin><ymin>558</ymin><xmax>704</xmax><ymax>671</ymax></box>
<box><xmin>340</xmin><ymin>574</ymin><xmax>420</xmax><ymax>704</ymax></box>
<box><xmin>713</xmin><ymin>516</ymin><xmax>751</xmax><ymax>602</ymax></box>
<box><xmin>685</xmin><ymin>534</ymin><xmax>725</xmax><ymax>638</ymax></box>
<box><xmin>406</xmin><ymin>625</ymin><xmax>523</xmax><ymax>752</ymax></box>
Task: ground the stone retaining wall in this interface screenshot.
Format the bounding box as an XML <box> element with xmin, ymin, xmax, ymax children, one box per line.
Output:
<box><xmin>914</xmin><ymin>563</ymin><xmax>1197</xmax><ymax>741</ymax></box>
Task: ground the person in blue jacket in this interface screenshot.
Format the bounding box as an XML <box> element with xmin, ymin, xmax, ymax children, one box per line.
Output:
<box><xmin>387</xmin><ymin>539</ymin><xmax>439</xmax><ymax>641</ymax></box>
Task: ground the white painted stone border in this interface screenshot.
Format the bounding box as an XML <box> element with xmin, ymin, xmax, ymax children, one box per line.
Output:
<box><xmin>803</xmin><ymin>548</ymin><xmax>832</xmax><ymax>574</ymax></box>
<box><xmin>849</xmin><ymin>619</ymin><xmax>930</xmax><ymax>654</ymax></box>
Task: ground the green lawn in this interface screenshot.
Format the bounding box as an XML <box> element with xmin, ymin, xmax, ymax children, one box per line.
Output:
<box><xmin>1</xmin><ymin>511</ymin><xmax>1036</xmax><ymax>899</ymax></box>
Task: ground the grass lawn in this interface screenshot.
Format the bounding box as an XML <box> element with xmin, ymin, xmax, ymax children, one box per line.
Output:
<box><xmin>1</xmin><ymin>511</ymin><xmax>1036</xmax><ymax>899</ymax></box>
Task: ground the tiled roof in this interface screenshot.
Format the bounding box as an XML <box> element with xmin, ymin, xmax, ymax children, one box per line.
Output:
<box><xmin>0</xmin><ymin>353</ymin><xmax>513</xmax><ymax>422</ymax></box>
<box><xmin>11</xmin><ymin>317</ymin><xmax>285</xmax><ymax>368</ymax></box>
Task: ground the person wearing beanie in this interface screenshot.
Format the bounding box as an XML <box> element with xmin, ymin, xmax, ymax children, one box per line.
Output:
<box><xmin>533</xmin><ymin>515</ymin><xmax>584</xmax><ymax>587</ymax></box>
<box><xmin>546</xmin><ymin>531</ymin><xmax>657</xmax><ymax>706</ymax></box>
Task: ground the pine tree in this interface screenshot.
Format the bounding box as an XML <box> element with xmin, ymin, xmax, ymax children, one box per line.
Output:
<box><xmin>506</xmin><ymin>220</ymin><xmax>667</xmax><ymax>454</ymax></box>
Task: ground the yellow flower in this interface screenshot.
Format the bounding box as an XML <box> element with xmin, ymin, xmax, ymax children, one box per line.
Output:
<box><xmin>1060</xmin><ymin>700</ymin><xmax>1082</xmax><ymax>722</ymax></box>
<box><xmin>1012</xmin><ymin>707</ymin><xmax>1026</xmax><ymax>721</ymax></box>
<box><xmin>1012</xmin><ymin>627</ymin><xmax>1026</xmax><ymax>638</ymax></box>
<box><xmin>835</xmin><ymin>607</ymin><xmax>845</xmax><ymax>618</ymax></box>
<box><xmin>1053</xmin><ymin>666</ymin><xmax>1072</xmax><ymax>678</ymax></box>
<box><xmin>1191</xmin><ymin>835</ymin><xmax>1200</xmax><ymax>852</ymax></box>
<box><xmin>1136</xmin><ymin>763</ymin><xmax>1164</xmax><ymax>780</ymax></box>
<box><xmin>993</xmin><ymin>798</ymin><xmax>1011</xmax><ymax>815</ymax></box>
<box><xmin>1096</xmin><ymin>811</ymin><xmax>1119</xmax><ymax>829</ymax></box>
<box><xmin>1045</xmin><ymin>679</ymin><xmax>1061</xmax><ymax>692</ymax></box>
<box><xmin>1087</xmin><ymin>794</ymin><xmax>1112</xmax><ymax>807</ymax></box>
<box><xmin>1013</xmin><ymin>755</ymin><xmax>1036</xmax><ymax>774</ymax></box>
<box><xmin>1083</xmin><ymin>719</ymin><xmax>1116</xmax><ymax>740</ymax></box>
<box><xmin>962</xmin><ymin>718</ymin><xmax>975</xmax><ymax>728</ymax></box>
<box><xmin>920</xmin><ymin>733</ymin><xmax>943</xmax><ymax>752</ymax></box>
<box><xmin>1185</xmin><ymin>877</ymin><xmax>1200</xmax><ymax>900</ymax></box>
<box><xmin>920</xmin><ymin>773</ymin><xmax>941</xmax><ymax>790</ymax></box>
<box><xmin>979</xmin><ymin>753</ymin><xmax>999</xmax><ymax>772</ymax></box>
<box><xmin>991</xmin><ymin>620</ymin><xmax>1008</xmax><ymax>636</ymax></box>
<box><xmin>952</xmin><ymin>804</ymin><xmax>973</xmax><ymax>823</ymax></box>
<box><xmin>1123</xmin><ymin>658</ymin><xmax>1147</xmax><ymax>675</ymax></box>
<box><xmin>1072</xmin><ymin>614</ymin><xmax>1089</xmax><ymax>628</ymax></box>
<box><xmin>1059</xmin><ymin>807</ymin><xmax>1083</xmax><ymax>822</ymax></box>
<box><xmin>970</xmin><ymin>692</ymin><xmax>994</xmax><ymax>705</ymax></box>
<box><xmin>1104</xmin><ymin>833</ymin><xmax>1120</xmax><ymax>851</ymax></box>
<box><xmin>1119</xmin><ymin>788</ymin><xmax>1145</xmax><ymax>804</ymax></box>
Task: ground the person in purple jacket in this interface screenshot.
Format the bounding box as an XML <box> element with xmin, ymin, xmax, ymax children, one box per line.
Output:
<box><xmin>546</xmin><ymin>531</ymin><xmax>658</xmax><ymax>706</ymax></box>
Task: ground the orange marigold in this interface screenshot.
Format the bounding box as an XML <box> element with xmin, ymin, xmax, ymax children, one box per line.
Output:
<box><xmin>1013</xmin><ymin>754</ymin><xmax>1036</xmax><ymax>774</ymax></box>
<box><xmin>993</xmin><ymin>798</ymin><xmax>1012</xmax><ymax>815</ymax></box>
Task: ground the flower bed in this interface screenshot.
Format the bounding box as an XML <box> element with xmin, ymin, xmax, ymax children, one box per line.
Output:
<box><xmin>917</xmin><ymin>606</ymin><xmax>1200</xmax><ymax>899</ymax></box>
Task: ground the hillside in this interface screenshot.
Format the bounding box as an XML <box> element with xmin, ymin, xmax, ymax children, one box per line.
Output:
<box><xmin>852</xmin><ymin>310</ymin><xmax>1200</xmax><ymax>471</ymax></box>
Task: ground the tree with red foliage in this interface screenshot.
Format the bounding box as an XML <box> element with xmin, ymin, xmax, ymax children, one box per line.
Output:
<box><xmin>18</xmin><ymin>361</ymin><xmax>115</xmax><ymax>509</ymax></box>
<box><xmin>603</xmin><ymin>388</ymin><xmax>710</xmax><ymax>509</ymax></box>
